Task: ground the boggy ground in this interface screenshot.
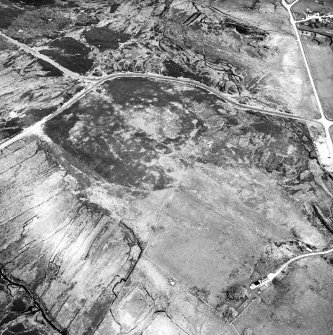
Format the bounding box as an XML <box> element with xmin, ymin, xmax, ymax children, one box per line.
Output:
<box><xmin>12</xmin><ymin>77</ymin><xmax>327</xmax><ymax>333</ymax></box>
<box><xmin>45</xmin><ymin>77</ymin><xmax>315</xmax><ymax>189</ymax></box>
<box><xmin>0</xmin><ymin>78</ymin><xmax>332</xmax><ymax>334</ymax></box>
<box><xmin>0</xmin><ymin>1</ymin><xmax>333</xmax><ymax>334</ymax></box>
<box><xmin>0</xmin><ymin>272</ymin><xmax>59</xmax><ymax>335</ymax></box>
<box><xmin>0</xmin><ymin>137</ymin><xmax>142</xmax><ymax>335</ymax></box>
<box><xmin>0</xmin><ymin>35</ymin><xmax>81</xmax><ymax>143</ymax></box>
<box><xmin>0</xmin><ymin>0</ymin><xmax>320</xmax><ymax>119</ymax></box>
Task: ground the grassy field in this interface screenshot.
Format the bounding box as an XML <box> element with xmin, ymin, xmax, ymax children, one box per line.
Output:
<box><xmin>233</xmin><ymin>258</ymin><xmax>333</xmax><ymax>335</ymax></box>
<box><xmin>44</xmin><ymin>77</ymin><xmax>330</xmax><ymax>332</ymax></box>
<box><xmin>300</xmin><ymin>35</ymin><xmax>333</xmax><ymax>120</ymax></box>
<box><xmin>146</xmin><ymin>165</ymin><xmax>325</xmax><ymax>307</ymax></box>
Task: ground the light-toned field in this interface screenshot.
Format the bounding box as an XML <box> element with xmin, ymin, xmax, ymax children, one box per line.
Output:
<box><xmin>233</xmin><ymin>258</ymin><xmax>333</xmax><ymax>335</ymax></box>
<box><xmin>146</xmin><ymin>166</ymin><xmax>325</xmax><ymax>307</ymax></box>
<box><xmin>301</xmin><ymin>35</ymin><xmax>333</xmax><ymax>120</ymax></box>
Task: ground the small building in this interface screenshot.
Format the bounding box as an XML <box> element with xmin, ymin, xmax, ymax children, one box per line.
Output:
<box><xmin>299</xmin><ymin>29</ymin><xmax>312</xmax><ymax>36</ymax></box>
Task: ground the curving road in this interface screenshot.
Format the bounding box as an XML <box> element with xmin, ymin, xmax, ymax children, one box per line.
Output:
<box><xmin>1</xmin><ymin>5</ymin><xmax>333</xmax><ymax>325</ymax></box>
<box><xmin>0</xmin><ymin>16</ymin><xmax>331</xmax><ymax>159</ymax></box>
<box><xmin>257</xmin><ymin>247</ymin><xmax>333</xmax><ymax>288</ymax></box>
<box><xmin>246</xmin><ymin>0</ymin><xmax>333</xmax><ymax>290</ymax></box>
<box><xmin>0</xmin><ymin>70</ymin><xmax>323</xmax><ymax>152</ymax></box>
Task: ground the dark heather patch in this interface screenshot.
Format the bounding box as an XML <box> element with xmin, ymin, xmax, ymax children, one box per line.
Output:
<box><xmin>0</xmin><ymin>118</ymin><xmax>23</xmax><ymax>140</ymax></box>
<box><xmin>0</xmin><ymin>277</ymin><xmax>46</xmax><ymax>334</ymax></box>
<box><xmin>0</xmin><ymin>36</ymin><xmax>13</xmax><ymax>50</ymax></box>
<box><xmin>224</xmin><ymin>18</ymin><xmax>267</xmax><ymax>39</ymax></box>
<box><xmin>24</xmin><ymin>330</ymin><xmax>41</xmax><ymax>335</ymax></box>
<box><xmin>37</xmin><ymin>59</ymin><xmax>63</xmax><ymax>77</ymax></box>
<box><xmin>103</xmin><ymin>78</ymin><xmax>208</xmax><ymax>145</ymax></box>
<box><xmin>60</xmin><ymin>0</ymin><xmax>79</xmax><ymax>8</ymax></box>
<box><xmin>163</xmin><ymin>59</ymin><xmax>211</xmax><ymax>85</ymax></box>
<box><xmin>45</xmin><ymin>100</ymin><xmax>174</xmax><ymax>191</ymax></box>
<box><xmin>110</xmin><ymin>3</ymin><xmax>120</xmax><ymax>13</ymax></box>
<box><xmin>44</xmin><ymin>78</ymin><xmax>212</xmax><ymax>191</ymax></box>
<box><xmin>0</xmin><ymin>7</ymin><xmax>22</xmax><ymax>28</ymax></box>
<box><xmin>82</xmin><ymin>296</ymin><xmax>115</xmax><ymax>335</ymax></box>
<box><xmin>24</xmin><ymin>107</ymin><xmax>56</xmax><ymax>126</ymax></box>
<box><xmin>83</xmin><ymin>27</ymin><xmax>131</xmax><ymax>50</ymax></box>
<box><xmin>102</xmin><ymin>78</ymin><xmax>182</xmax><ymax>107</ymax></box>
<box><xmin>9</xmin><ymin>323</ymin><xmax>25</xmax><ymax>332</ymax></box>
<box><xmin>44</xmin><ymin>77</ymin><xmax>312</xmax><ymax>190</ymax></box>
<box><xmin>45</xmin><ymin>110</ymin><xmax>79</xmax><ymax>146</ymax></box>
<box><xmin>49</xmin><ymin>37</ymin><xmax>90</xmax><ymax>56</ymax></box>
<box><xmin>0</xmin><ymin>107</ymin><xmax>56</xmax><ymax>141</ymax></box>
<box><xmin>182</xmin><ymin>86</ymin><xmax>218</xmax><ymax>104</ymax></box>
<box><xmin>225</xmin><ymin>117</ymin><xmax>239</xmax><ymax>127</ymax></box>
<box><xmin>12</xmin><ymin>298</ymin><xmax>28</xmax><ymax>313</ymax></box>
<box><xmin>10</xmin><ymin>0</ymin><xmax>55</xmax><ymax>7</ymax></box>
<box><xmin>40</xmin><ymin>37</ymin><xmax>93</xmax><ymax>74</ymax></box>
<box><xmin>218</xmin><ymin>116</ymin><xmax>309</xmax><ymax>177</ymax></box>
<box><xmin>75</xmin><ymin>13</ymin><xmax>99</xmax><ymax>26</ymax></box>
<box><xmin>252</xmin><ymin>121</ymin><xmax>281</xmax><ymax>135</ymax></box>
<box><xmin>0</xmin><ymin>314</ymin><xmax>17</xmax><ymax>328</ymax></box>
